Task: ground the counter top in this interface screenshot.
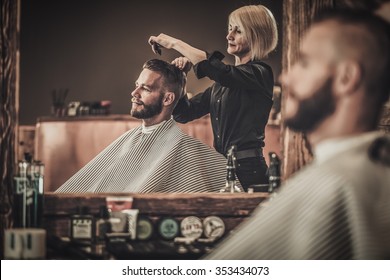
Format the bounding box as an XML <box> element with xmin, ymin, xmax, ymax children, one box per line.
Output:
<box><xmin>43</xmin><ymin>192</ymin><xmax>269</xmax><ymax>259</ymax></box>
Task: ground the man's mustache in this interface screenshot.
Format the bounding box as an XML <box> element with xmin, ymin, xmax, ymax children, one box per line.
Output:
<box><xmin>131</xmin><ymin>98</ymin><xmax>144</xmax><ymax>105</ymax></box>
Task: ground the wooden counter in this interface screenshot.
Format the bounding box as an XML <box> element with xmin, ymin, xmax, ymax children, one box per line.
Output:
<box><xmin>44</xmin><ymin>192</ymin><xmax>268</xmax><ymax>239</ymax></box>
<box><xmin>42</xmin><ymin>192</ymin><xmax>269</xmax><ymax>259</ymax></box>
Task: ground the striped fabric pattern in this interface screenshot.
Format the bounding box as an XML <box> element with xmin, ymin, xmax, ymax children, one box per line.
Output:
<box><xmin>205</xmin><ymin>133</ymin><xmax>390</xmax><ymax>259</ymax></box>
<box><xmin>55</xmin><ymin>118</ymin><xmax>227</xmax><ymax>193</ymax></box>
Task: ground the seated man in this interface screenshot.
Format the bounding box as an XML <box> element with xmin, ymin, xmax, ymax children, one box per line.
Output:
<box><xmin>56</xmin><ymin>59</ymin><xmax>227</xmax><ymax>193</ymax></box>
<box><xmin>205</xmin><ymin>9</ymin><xmax>390</xmax><ymax>259</ymax></box>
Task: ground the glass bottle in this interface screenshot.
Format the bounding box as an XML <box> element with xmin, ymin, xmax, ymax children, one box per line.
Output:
<box><xmin>219</xmin><ymin>145</ymin><xmax>244</xmax><ymax>193</ymax></box>
<box><xmin>95</xmin><ymin>206</ymin><xmax>111</xmax><ymax>244</ymax></box>
<box><xmin>70</xmin><ymin>206</ymin><xmax>95</xmax><ymax>244</ymax></box>
<box><xmin>268</xmin><ymin>152</ymin><xmax>281</xmax><ymax>193</ymax></box>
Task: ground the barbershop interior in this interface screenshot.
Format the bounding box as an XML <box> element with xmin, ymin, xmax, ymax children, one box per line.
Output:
<box><xmin>1</xmin><ymin>0</ymin><xmax>390</xmax><ymax>261</ymax></box>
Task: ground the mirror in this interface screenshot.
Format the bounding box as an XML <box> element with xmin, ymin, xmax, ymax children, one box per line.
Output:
<box><xmin>20</xmin><ymin>0</ymin><xmax>282</xmax><ymax>125</ymax></box>
<box><xmin>18</xmin><ymin>0</ymin><xmax>283</xmax><ymax>192</ymax></box>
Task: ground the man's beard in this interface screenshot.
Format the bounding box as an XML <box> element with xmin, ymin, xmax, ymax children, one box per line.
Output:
<box><xmin>285</xmin><ymin>78</ymin><xmax>336</xmax><ymax>133</ymax></box>
<box><xmin>131</xmin><ymin>94</ymin><xmax>164</xmax><ymax>120</ymax></box>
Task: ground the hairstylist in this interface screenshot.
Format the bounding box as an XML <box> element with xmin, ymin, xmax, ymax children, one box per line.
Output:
<box><xmin>149</xmin><ymin>5</ymin><xmax>278</xmax><ymax>191</ymax></box>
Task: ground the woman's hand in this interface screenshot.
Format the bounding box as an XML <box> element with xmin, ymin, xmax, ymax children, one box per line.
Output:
<box><xmin>148</xmin><ymin>33</ymin><xmax>179</xmax><ymax>54</ymax></box>
<box><xmin>172</xmin><ymin>57</ymin><xmax>193</xmax><ymax>74</ymax></box>
<box><xmin>148</xmin><ymin>33</ymin><xmax>207</xmax><ymax>65</ymax></box>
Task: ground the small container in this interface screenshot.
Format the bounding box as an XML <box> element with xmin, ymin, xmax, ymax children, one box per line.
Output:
<box><xmin>157</xmin><ymin>217</ymin><xmax>179</xmax><ymax>240</ymax></box>
<box><xmin>67</xmin><ymin>101</ymin><xmax>80</xmax><ymax>116</ymax></box>
<box><xmin>70</xmin><ymin>206</ymin><xmax>95</xmax><ymax>244</ymax></box>
<box><xmin>13</xmin><ymin>160</ymin><xmax>30</xmax><ymax>228</ymax></box>
<box><xmin>106</xmin><ymin>196</ymin><xmax>133</xmax><ymax>233</ymax></box>
<box><xmin>122</xmin><ymin>209</ymin><xmax>139</xmax><ymax>240</ymax></box>
<box><xmin>95</xmin><ymin>206</ymin><xmax>111</xmax><ymax>243</ymax></box>
<box><xmin>180</xmin><ymin>216</ymin><xmax>203</xmax><ymax>240</ymax></box>
<box><xmin>203</xmin><ymin>216</ymin><xmax>225</xmax><ymax>240</ymax></box>
<box><xmin>268</xmin><ymin>152</ymin><xmax>281</xmax><ymax>192</ymax></box>
<box><xmin>136</xmin><ymin>216</ymin><xmax>154</xmax><ymax>241</ymax></box>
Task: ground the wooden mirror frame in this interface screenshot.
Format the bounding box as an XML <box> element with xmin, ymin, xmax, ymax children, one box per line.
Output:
<box><xmin>2</xmin><ymin>0</ymin><xmax>389</xmax><ymax>259</ymax></box>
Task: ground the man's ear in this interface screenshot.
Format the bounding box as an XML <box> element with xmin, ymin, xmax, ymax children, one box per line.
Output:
<box><xmin>333</xmin><ymin>60</ymin><xmax>362</xmax><ymax>97</ymax></box>
<box><xmin>163</xmin><ymin>92</ymin><xmax>175</xmax><ymax>106</ymax></box>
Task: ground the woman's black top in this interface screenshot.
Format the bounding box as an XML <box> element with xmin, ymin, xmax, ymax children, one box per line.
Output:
<box><xmin>173</xmin><ymin>51</ymin><xmax>274</xmax><ymax>157</ymax></box>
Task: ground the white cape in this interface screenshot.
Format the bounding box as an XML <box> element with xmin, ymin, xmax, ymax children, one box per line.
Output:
<box><xmin>55</xmin><ymin>118</ymin><xmax>227</xmax><ymax>193</ymax></box>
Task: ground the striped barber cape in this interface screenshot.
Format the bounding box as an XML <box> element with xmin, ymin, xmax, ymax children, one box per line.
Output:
<box><xmin>55</xmin><ymin>118</ymin><xmax>227</xmax><ymax>193</ymax></box>
<box><xmin>204</xmin><ymin>132</ymin><xmax>390</xmax><ymax>259</ymax></box>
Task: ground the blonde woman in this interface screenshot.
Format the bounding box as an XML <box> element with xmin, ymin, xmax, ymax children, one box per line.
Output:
<box><xmin>149</xmin><ymin>5</ymin><xmax>278</xmax><ymax>191</ymax></box>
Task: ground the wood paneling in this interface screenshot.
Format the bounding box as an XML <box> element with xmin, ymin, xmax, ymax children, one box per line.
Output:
<box><xmin>281</xmin><ymin>0</ymin><xmax>334</xmax><ymax>179</ymax></box>
<box><xmin>0</xmin><ymin>0</ymin><xmax>20</xmax><ymax>258</ymax></box>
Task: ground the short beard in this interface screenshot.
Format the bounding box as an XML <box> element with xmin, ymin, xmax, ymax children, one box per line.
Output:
<box><xmin>131</xmin><ymin>94</ymin><xmax>164</xmax><ymax>120</ymax></box>
<box><xmin>285</xmin><ymin>78</ymin><xmax>336</xmax><ymax>133</ymax></box>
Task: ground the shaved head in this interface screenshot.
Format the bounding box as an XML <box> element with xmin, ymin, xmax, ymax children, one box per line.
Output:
<box><xmin>312</xmin><ymin>10</ymin><xmax>390</xmax><ymax>104</ymax></box>
<box><xmin>282</xmin><ymin>10</ymin><xmax>390</xmax><ymax>138</ymax></box>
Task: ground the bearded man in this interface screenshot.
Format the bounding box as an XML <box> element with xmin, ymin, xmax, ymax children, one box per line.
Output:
<box><xmin>205</xmin><ymin>9</ymin><xmax>390</xmax><ymax>259</ymax></box>
<box><xmin>56</xmin><ymin>59</ymin><xmax>227</xmax><ymax>193</ymax></box>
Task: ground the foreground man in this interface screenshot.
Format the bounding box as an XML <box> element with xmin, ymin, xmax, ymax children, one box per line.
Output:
<box><xmin>206</xmin><ymin>10</ymin><xmax>390</xmax><ymax>259</ymax></box>
<box><xmin>56</xmin><ymin>59</ymin><xmax>227</xmax><ymax>193</ymax></box>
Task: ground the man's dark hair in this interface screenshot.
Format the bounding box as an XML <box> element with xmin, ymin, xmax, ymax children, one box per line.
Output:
<box><xmin>143</xmin><ymin>59</ymin><xmax>186</xmax><ymax>106</ymax></box>
<box><xmin>313</xmin><ymin>9</ymin><xmax>390</xmax><ymax>104</ymax></box>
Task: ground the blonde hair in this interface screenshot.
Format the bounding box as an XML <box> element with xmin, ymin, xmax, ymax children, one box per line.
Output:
<box><xmin>229</xmin><ymin>5</ymin><xmax>278</xmax><ymax>60</ymax></box>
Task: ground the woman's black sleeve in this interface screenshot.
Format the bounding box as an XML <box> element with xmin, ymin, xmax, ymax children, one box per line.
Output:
<box><xmin>173</xmin><ymin>86</ymin><xmax>212</xmax><ymax>123</ymax></box>
<box><xmin>194</xmin><ymin>51</ymin><xmax>273</xmax><ymax>99</ymax></box>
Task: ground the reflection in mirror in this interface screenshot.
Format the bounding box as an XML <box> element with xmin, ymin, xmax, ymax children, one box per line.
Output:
<box><xmin>20</xmin><ymin>0</ymin><xmax>282</xmax><ymax>125</ymax></box>
<box><xmin>36</xmin><ymin>116</ymin><xmax>216</xmax><ymax>191</ymax></box>
<box><xmin>18</xmin><ymin>0</ymin><xmax>283</xmax><ymax>193</ymax></box>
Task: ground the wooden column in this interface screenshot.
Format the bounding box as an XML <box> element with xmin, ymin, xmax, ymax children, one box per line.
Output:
<box><xmin>281</xmin><ymin>0</ymin><xmax>334</xmax><ymax>179</ymax></box>
<box><xmin>0</xmin><ymin>0</ymin><xmax>20</xmax><ymax>258</ymax></box>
